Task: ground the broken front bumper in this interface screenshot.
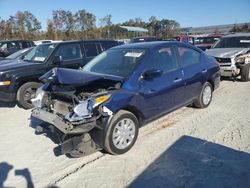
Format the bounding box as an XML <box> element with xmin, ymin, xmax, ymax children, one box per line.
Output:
<box><xmin>32</xmin><ymin>108</ymin><xmax>97</xmax><ymax>134</ymax></box>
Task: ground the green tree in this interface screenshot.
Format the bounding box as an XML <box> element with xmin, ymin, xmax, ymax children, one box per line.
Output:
<box><xmin>75</xmin><ymin>9</ymin><xmax>96</xmax><ymax>31</ymax></box>
<box><xmin>46</xmin><ymin>19</ymin><xmax>56</xmax><ymax>39</ymax></box>
<box><xmin>3</xmin><ymin>11</ymin><xmax>41</xmax><ymax>39</ymax></box>
<box><xmin>99</xmin><ymin>14</ymin><xmax>112</xmax><ymax>27</ymax></box>
<box><xmin>100</xmin><ymin>14</ymin><xmax>113</xmax><ymax>38</ymax></box>
<box><xmin>240</xmin><ymin>23</ymin><xmax>249</xmax><ymax>32</ymax></box>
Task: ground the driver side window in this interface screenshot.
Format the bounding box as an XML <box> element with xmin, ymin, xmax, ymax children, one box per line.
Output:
<box><xmin>56</xmin><ymin>43</ymin><xmax>82</xmax><ymax>61</ymax></box>
<box><xmin>147</xmin><ymin>47</ymin><xmax>177</xmax><ymax>72</ymax></box>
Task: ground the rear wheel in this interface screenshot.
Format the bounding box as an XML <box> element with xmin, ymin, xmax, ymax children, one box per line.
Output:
<box><xmin>17</xmin><ymin>82</ymin><xmax>42</xmax><ymax>109</ymax></box>
<box><xmin>104</xmin><ymin>110</ymin><xmax>139</xmax><ymax>155</ymax></box>
<box><xmin>194</xmin><ymin>82</ymin><xmax>213</xmax><ymax>108</ymax></box>
<box><xmin>240</xmin><ymin>64</ymin><xmax>250</xmax><ymax>82</ymax></box>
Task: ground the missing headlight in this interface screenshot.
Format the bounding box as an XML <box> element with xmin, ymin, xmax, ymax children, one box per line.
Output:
<box><xmin>65</xmin><ymin>98</ymin><xmax>95</xmax><ymax>122</ymax></box>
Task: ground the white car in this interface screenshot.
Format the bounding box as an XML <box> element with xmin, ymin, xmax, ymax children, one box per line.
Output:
<box><xmin>206</xmin><ymin>33</ymin><xmax>250</xmax><ymax>81</ymax></box>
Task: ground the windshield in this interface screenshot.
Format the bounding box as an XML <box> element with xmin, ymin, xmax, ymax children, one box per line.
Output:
<box><xmin>6</xmin><ymin>48</ymin><xmax>31</xmax><ymax>59</ymax></box>
<box><xmin>23</xmin><ymin>43</ymin><xmax>56</xmax><ymax>63</ymax></box>
<box><xmin>83</xmin><ymin>49</ymin><xmax>145</xmax><ymax>77</ymax></box>
<box><xmin>213</xmin><ymin>36</ymin><xmax>250</xmax><ymax>48</ymax></box>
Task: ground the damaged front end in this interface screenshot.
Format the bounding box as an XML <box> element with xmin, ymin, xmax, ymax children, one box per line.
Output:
<box><xmin>32</xmin><ymin>88</ymin><xmax>113</xmax><ymax>134</ymax></box>
<box><xmin>31</xmin><ymin>68</ymin><xmax>121</xmax><ymax>155</ymax></box>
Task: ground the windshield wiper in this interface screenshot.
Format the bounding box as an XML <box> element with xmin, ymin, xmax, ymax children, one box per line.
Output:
<box><xmin>23</xmin><ymin>59</ymin><xmax>33</xmax><ymax>62</ymax></box>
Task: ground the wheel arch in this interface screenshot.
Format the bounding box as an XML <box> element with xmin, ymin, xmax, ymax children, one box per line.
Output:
<box><xmin>122</xmin><ymin>105</ymin><xmax>144</xmax><ymax>127</ymax></box>
<box><xmin>207</xmin><ymin>79</ymin><xmax>214</xmax><ymax>91</ymax></box>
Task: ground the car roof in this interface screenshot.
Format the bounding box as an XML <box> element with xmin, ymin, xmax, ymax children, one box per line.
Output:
<box><xmin>48</xmin><ymin>39</ymin><xmax>118</xmax><ymax>45</ymax></box>
<box><xmin>0</xmin><ymin>39</ymin><xmax>33</xmax><ymax>42</ymax></box>
<box><xmin>112</xmin><ymin>41</ymin><xmax>185</xmax><ymax>50</ymax></box>
<box><xmin>223</xmin><ymin>33</ymin><xmax>250</xmax><ymax>38</ymax></box>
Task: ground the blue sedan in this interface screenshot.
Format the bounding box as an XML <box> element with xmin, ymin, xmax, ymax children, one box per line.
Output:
<box><xmin>32</xmin><ymin>41</ymin><xmax>220</xmax><ymax>156</ymax></box>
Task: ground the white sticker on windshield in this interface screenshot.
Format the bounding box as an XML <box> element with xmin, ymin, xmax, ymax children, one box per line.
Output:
<box><xmin>34</xmin><ymin>57</ymin><xmax>46</xmax><ymax>61</ymax></box>
<box><xmin>240</xmin><ymin>40</ymin><xmax>250</xmax><ymax>43</ymax></box>
<box><xmin>125</xmin><ymin>52</ymin><xmax>143</xmax><ymax>58</ymax></box>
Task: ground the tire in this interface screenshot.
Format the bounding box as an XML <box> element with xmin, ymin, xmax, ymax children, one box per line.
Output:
<box><xmin>104</xmin><ymin>110</ymin><xmax>139</xmax><ymax>155</ymax></box>
<box><xmin>194</xmin><ymin>82</ymin><xmax>213</xmax><ymax>108</ymax></box>
<box><xmin>240</xmin><ymin>64</ymin><xmax>250</xmax><ymax>82</ymax></box>
<box><xmin>17</xmin><ymin>82</ymin><xmax>42</xmax><ymax>109</ymax></box>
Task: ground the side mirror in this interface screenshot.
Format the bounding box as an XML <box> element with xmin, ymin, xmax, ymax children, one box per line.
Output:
<box><xmin>142</xmin><ymin>69</ymin><xmax>163</xmax><ymax>80</ymax></box>
<box><xmin>53</xmin><ymin>56</ymin><xmax>62</xmax><ymax>65</ymax></box>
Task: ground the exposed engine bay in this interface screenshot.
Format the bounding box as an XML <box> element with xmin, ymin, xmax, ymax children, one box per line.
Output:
<box><xmin>47</xmin><ymin>80</ymin><xmax>119</xmax><ymax>122</ymax></box>
<box><xmin>32</xmin><ymin>76</ymin><xmax>121</xmax><ymax>135</ymax></box>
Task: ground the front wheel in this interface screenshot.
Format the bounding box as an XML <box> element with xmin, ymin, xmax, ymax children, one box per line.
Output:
<box><xmin>240</xmin><ymin>64</ymin><xmax>250</xmax><ymax>82</ymax></box>
<box><xmin>104</xmin><ymin>110</ymin><xmax>139</xmax><ymax>155</ymax></box>
<box><xmin>194</xmin><ymin>82</ymin><xmax>213</xmax><ymax>108</ymax></box>
<box><xmin>17</xmin><ymin>82</ymin><xmax>42</xmax><ymax>109</ymax></box>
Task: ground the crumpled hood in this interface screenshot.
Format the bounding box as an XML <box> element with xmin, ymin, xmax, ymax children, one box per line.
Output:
<box><xmin>40</xmin><ymin>67</ymin><xmax>123</xmax><ymax>85</ymax></box>
<box><xmin>206</xmin><ymin>48</ymin><xmax>250</xmax><ymax>58</ymax></box>
<box><xmin>0</xmin><ymin>60</ymin><xmax>41</xmax><ymax>72</ymax></box>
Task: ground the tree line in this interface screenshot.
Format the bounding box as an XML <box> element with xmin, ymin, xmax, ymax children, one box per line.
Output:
<box><xmin>0</xmin><ymin>10</ymin><xmax>181</xmax><ymax>40</ymax></box>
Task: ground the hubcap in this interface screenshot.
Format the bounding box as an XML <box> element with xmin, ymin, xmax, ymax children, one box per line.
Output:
<box><xmin>23</xmin><ymin>88</ymin><xmax>36</xmax><ymax>104</ymax></box>
<box><xmin>202</xmin><ymin>85</ymin><xmax>212</xmax><ymax>105</ymax></box>
<box><xmin>112</xmin><ymin>118</ymin><xmax>136</xmax><ymax>149</ymax></box>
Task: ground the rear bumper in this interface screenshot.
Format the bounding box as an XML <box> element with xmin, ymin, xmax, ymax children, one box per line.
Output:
<box><xmin>0</xmin><ymin>91</ymin><xmax>16</xmax><ymax>102</ymax></box>
<box><xmin>31</xmin><ymin>108</ymin><xmax>97</xmax><ymax>134</ymax></box>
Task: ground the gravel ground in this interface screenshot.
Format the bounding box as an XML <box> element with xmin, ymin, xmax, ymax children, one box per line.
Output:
<box><xmin>0</xmin><ymin>80</ymin><xmax>250</xmax><ymax>188</ymax></box>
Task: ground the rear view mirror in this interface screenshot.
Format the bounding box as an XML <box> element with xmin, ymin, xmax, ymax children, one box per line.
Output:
<box><xmin>53</xmin><ymin>56</ymin><xmax>62</xmax><ymax>65</ymax></box>
<box><xmin>142</xmin><ymin>69</ymin><xmax>163</xmax><ymax>80</ymax></box>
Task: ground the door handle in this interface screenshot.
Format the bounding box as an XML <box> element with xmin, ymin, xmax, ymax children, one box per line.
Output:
<box><xmin>173</xmin><ymin>78</ymin><xmax>182</xmax><ymax>83</ymax></box>
<box><xmin>148</xmin><ymin>89</ymin><xmax>156</xmax><ymax>93</ymax></box>
<box><xmin>202</xmin><ymin>69</ymin><xmax>207</xmax><ymax>74</ymax></box>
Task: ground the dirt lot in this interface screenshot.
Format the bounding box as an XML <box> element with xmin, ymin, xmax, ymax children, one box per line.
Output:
<box><xmin>0</xmin><ymin>80</ymin><xmax>250</xmax><ymax>188</ymax></box>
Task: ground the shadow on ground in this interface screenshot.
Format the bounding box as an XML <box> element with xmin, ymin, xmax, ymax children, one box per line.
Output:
<box><xmin>0</xmin><ymin>102</ymin><xmax>16</xmax><ymax>108</ymax></box>
<box><xmin>129</xmin><ymin>135</ymin><xmax>250</xmax><ymax>188</ymax></box>
<box><xmin>29</xmin><ymin>116</ymin><xmax>62</xmax><ymax>157</ymax></box>
<box><xmin>0</xmin><ymin>162</ymin><xmax>34</xmax><ymax>188</ymax></box>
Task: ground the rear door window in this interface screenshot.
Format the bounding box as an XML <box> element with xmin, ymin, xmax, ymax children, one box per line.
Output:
<box><xmin>177</xmin><ymin>47</ymin><xmax>201</xmax><ymax>67</ymax></box>
<box><xmin>21</xmin><ymin>41</ymin><xmax>31</xmax><ymax>48</ymax></box>
<box><xmin>20</xmin><ymin>42</ymin><xmax>27</xmax><ymax>48</ymax></box>
<box><xmin>101</xmin><ymin>41</ymin><xmax>117</xmax><ymax>51</ymax></box>
<box><xmin>84</xmin><ymin>43</ymin><xmax>98</xmax><ymax>57</ymax></box>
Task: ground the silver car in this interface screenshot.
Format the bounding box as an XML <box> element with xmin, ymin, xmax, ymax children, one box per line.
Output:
<box><xmin>206</xmin><ymin>33</ymin><xmax>250</xmax><ymax>81</ymax></box>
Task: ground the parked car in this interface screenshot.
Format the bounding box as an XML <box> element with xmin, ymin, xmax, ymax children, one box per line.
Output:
<box><xmin>0</xmin><ymin>39</ymin><xmax>120</xmax><ymax>109</ymax></box>
<box><xmin>195</xmin><ymin>34</ymin><xmax>223</xmax><ymax>51</ymax></box>
<box><xmin>171</xmin><ymin>35</ymin><xmax>195</xmax><ymax>45</ymax></box>
<box><xmin>0</xmin><ymin>40</ymin><xmax>35</xmax><ymax>57</ymax></box>
<box><xmin>31</xmin><ymin>41</ymin><xmax>220</xmax><ymax>157</ymax></box>
<box><xmin>34</xmin><ymin>40</ymin><xmax>62</xmax><ymax>45</ymax></box>
<box><xmin>0</xmin><ymin>47</ymin><xmax>34</xmax><ymax>63</ymax></box>
<box><xmin>206</xmin><ymin>33</ymin><xmax>250</xmax><ymax>81</ymax></box>
<box><xmin>130</xmin><ymin>36</ymin><xmax>162</xmax><ymax>43</ymax></box>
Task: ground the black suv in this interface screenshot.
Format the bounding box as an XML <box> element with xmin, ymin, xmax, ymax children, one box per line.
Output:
<box><xmin>0</xmin><ymin>40</ymin><xmax>35</xmax><ymax>57</ymax></box>
<box><xmin>0</xmin><ymin>39</ymin><xmax>120</xmax><ymax>109</ymax></box>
